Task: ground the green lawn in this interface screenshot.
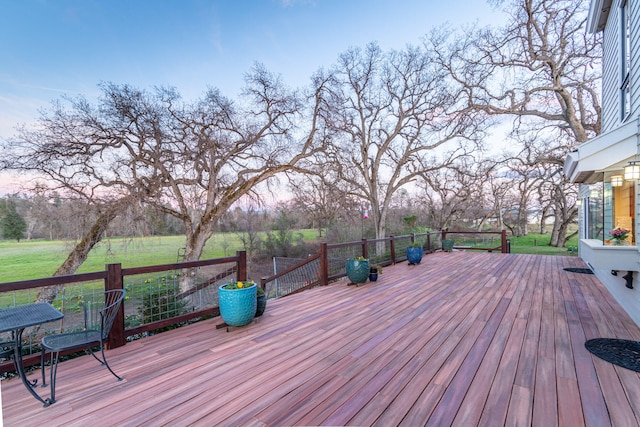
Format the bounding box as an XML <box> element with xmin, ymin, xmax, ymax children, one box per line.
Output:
<box><xmin>0</xmin><ymin>230</ymin><xmax>320</xmax><ymax>283</ymax></box>
<box><xmin>508</xmin><ymin>233</ymin><xmax>579</xmax><ymax>256</ymax></box>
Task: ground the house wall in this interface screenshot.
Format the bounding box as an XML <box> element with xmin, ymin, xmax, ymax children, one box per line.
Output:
<box><xmin>631</xmin><ymin>0</ymin><xmax>640</xmax><ymax>119</ymax></box>
<box><xmin>601</xmin><ymin>0</ymin><xmax>640</xmax><ymax>132</ymax></box>
<box><xmin>601</xmin><ymin>1</ymin><xmax>620</xmax><ymax>132</ymax></box>
<box><xmin>586</xmin><ymin>0</ymin><xmax>640</xmax><ymax>327</ymax></box>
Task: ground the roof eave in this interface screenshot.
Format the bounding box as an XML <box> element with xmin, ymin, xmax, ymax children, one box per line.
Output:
<box><xmin>588</xmin><ymin>0</ymin><xmax>613</xmax><ymax>33</ymax></box>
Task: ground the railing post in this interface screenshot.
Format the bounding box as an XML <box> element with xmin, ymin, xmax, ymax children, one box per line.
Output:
<box><xmin>320</xmin><ymin>243</ymin><xmax>329</xmax><ymax>286</ymax></box>
<box><xmin>501</xmin><ymin>230</ymin><xmax>507</xmax><ymax>253</ymax></box>
<box><xmin>106</xmin><ymin>263</ymin><xmax>126</xmax><ymax>349</ymax></box>
<box><xmin>362</xmin><ymin>239</ymin><xmax>369</xmax><ymax>259</ymax></box>
<box><xmin>389</xmin><ymin>235</ymin><xmax>396</xmax><ymax>264</ymax></box>
<box><xmin>237</xmin><ymin>250</ymin><xmax>247</xmax><ymax>281</ymax></box>
<box><xmin>427</xmin><ymin>233</ymin><xmax>432</xmax><ymax>253</ymax></box>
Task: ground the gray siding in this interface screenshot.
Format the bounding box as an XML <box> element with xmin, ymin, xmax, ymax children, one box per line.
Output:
<box><xmin>601</xmin><ymin>2</ymin><xmax>620</xmax><ymax>132</ymax></box>
<box><xmin>601</xmin><ymin>0</ymin><xmax>640</xmax><ymax>133</ymax></box>
<box><xmin>630</xmin><ymin>0</ymin><xmax>640</xmax><ymax>119</ymax></box>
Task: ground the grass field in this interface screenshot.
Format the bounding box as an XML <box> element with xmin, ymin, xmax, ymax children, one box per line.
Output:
<box><xmin>509</xmin><ymin>233</ymin><xmax>579</xmax><ymax>256</ymax></box>
<box><xmin>0</xmin><ymin>230</ymin><xmax>320</xmax><ymax>283</ymax></box>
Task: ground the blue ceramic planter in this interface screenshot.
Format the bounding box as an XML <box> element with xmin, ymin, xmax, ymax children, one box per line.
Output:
<box><xmin>218</xmin><ymin>283</ymin><xmax>257</xmax><ymax>326</ymax></box>
<box><xmin>346</xmin><ymin>258</ymin><xmax>370</xmax><ymax>284</ymax></box>
<box><xmin>406</xmin><ymin>246</ymin><xmax>423</xmax><ymax>265</ymax></box>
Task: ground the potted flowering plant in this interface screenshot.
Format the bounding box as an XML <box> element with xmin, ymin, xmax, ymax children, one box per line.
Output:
<box><xmin>609</xmin><ymin>227</ymin><xmax>630</xmax><ymax>245</ymax></box>
<box><xmin>346</xmin><ymin>256</ymin><xmax>370</xmax><ymax>284</ymax></box>
<box><xmin>218</xmin><ymin>280</ymin><xmax>257</xmax><ymax>326</ymax></box>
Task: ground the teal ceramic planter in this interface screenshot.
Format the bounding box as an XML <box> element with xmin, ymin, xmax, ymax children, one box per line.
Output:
<box><xmin>346</xmin><ymin>258</ymin><xmax>370</xmax><ymax>284</ymax></box>
<box><xmin>218</xmin><ymin>283</ymin><xmax>257</xmax><ymax>326</ymax></box>
<box><xmin>406</xmin><ymin>246</ymin><xmax>423</xmax><ymax>265</ymax></box>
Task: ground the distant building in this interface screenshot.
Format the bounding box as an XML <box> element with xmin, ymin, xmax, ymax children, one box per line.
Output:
<box><xmin>564</xmin><ymin>0</ymin><xmax>639</xmax><ymax>325</ymax></box>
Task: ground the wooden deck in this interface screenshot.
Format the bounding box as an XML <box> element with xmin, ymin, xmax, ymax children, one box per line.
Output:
<box><xmin>3</xmin><ymin>252</ymin><xmax>640</xmax><ymax>426</ymax></box>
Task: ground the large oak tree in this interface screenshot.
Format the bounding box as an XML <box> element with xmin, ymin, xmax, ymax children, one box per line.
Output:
<box><xmin>319</xmin><ymin>43</ymin><xmax>484</xmax><ymax>240</ymax></box>
<box><xmin>429</xmin><ymin>0</ymin><xmax>601</xmax><ymax>246</ymax></box>
<box><xmin>2</xmin><ymin>64</ymin><xmax>330</xmax><ymax>293</ymax></box>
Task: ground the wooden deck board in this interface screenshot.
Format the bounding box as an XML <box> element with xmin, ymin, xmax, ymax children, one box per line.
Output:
<box><xmin>3</xmin><ymin>252</ymin><xmax>640</xmax><ymax>426</ymax></box>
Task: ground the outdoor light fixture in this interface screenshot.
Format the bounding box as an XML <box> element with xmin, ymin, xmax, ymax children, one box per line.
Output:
<box><xmin>611</xmin><ymin>175</ymin><xmax>624</xmax><ymax>187</ymax></box>
<box><xmin>624</xmin><ymin>161</ymin><xmax>640</xmax><ymax>180</ymax></box>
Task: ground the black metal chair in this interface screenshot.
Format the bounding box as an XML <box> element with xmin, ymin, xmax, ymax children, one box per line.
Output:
<box><xmin>41</xmin><ymin>289</ymin><xmax>126</xmax><ymax>403</ymax></box>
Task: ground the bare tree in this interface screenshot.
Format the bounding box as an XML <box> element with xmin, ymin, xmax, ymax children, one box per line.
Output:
<box><xmin>417</xmin><ymin>159</ymin><xmax>498</xmax><ymax>231</ymax></box>
<box><xmin>289</xmin><ymin>167</ymin><xmax>349</xmax><ymax>238</ymax></box>
<box><xmin>3</xmin><ymin>98</ymin><xmax>140</xmax><ymax>301</ymax></box>
<box><xmin>320</xmin><ymin>43</ymin><xmax>483</xmax><ymax>240</ymax></box>
<box><xmin>136</xmin><ymin>65</ymin><xmax>328</xmax><ymax>273</ymax></box>
<box><xmin>429</xmin><ymin>0</ymin><xmax>601</xmax><ymax>245</ymax></box>
<box><xmin>2</xmin><ymin>64</ymin><xmax>330</xmax><ymax>292</ymax></box>
<box><xmin>229</xmin><ymin>205</ymin><xmax>264</xmax><ymax>257</ymax></box>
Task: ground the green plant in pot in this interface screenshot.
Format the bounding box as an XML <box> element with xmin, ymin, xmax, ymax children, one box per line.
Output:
<box><xmin>406</xmin><ymin>242</ymin><xmax>423</xmax><ymax>265</ymax></box>
<box><xmin>346</xmin><ymin>256</ymin><xmax>370</xmax><ymax>284</ymax></box>
<box><xmin>369</xmin><ymin>264</ymin><xmax>383</xmax><ymax>282</ymax></box>
<box><xmin>442</xmin><ymin>239</ymin><xmax>454</xmax><ymax>252</ymax></box>
<box><xmin>218</xmin><ymin>280</ymin><xmax>257</xmax><ymax>326</ymax></box>
<box><xmin>256</xmin><ymin>286</ymin><xmax>267</xmax><ymax>317</ymax></box>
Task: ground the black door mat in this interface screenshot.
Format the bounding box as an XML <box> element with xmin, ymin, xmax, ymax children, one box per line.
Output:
<box><xmin>563</xmin><ymin>267</ymin><xmax>594</xmax><ymax>274</ymax></box>
<box><xmin>585</xmin><ymin>338</ymin><xmax>640</xmax><ymax>372</ymax></box>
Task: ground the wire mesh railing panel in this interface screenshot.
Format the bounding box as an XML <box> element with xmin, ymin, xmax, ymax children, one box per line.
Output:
<box><xmin>273</xmin><ymin>257</ymin><xmax>305</xmax><ymax>274</ymax></box>
<box><xmin>365</xmin><ymin>239</ymin><xmax>391</xmax><ymax>265</ymax></box>
<box><xmin>326</xmin><ymin>244</ymin><xmax>364</xmax><ymax>278</ymax></box>
<box><xmin>123</xmin><ymin>262</ymin><xmax>237</xmax><ymax>330</ymax></box>
<box><xmin>444</xmin><ymin>233</ymin><xmax>502</xmax><ymax>249</ymax></box>
<box><xmin>265</xmin><ymin>258</ymin><xmax>320</xmax><ymax>299</ymax></box>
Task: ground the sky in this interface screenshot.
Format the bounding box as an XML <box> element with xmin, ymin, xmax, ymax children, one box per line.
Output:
<box><xmin>0</xmin><ymin>0</ymin><xmax>506</xmax><ymax>192</ymax></box>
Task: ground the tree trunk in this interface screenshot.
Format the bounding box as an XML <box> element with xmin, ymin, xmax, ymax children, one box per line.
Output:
<box><xmin>178</xmin><ymin>220</ymin><xmax>216</xmax><ymax>292</ymax></box>
<box><xmin>35</xmin><ymin>196</ymin><xmax>132</xmax><ymax>303</ymax></box>
<box><xmin>549</xmin><ymin>182</ymin><xmax>578</xmax><ymax>247</ymax></box>
<box><xmin>539</xmin><ymin>206</ymin><xmax>549</xmax><ymax>234</ymax></box>
<box><xmin>550</xmin><ymin>216</ymin><xmax>569</xmax><ymax>247</ymax></box>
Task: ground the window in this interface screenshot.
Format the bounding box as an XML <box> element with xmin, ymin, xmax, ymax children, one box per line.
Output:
<box><xmin>609</xmin><ymin>179</ymin><xmax>635</xmax><ymax>244</ymax></box>
<box><xmin>586</xmin><ymin>183</ymin><xmax>604</xmax><ymax>240</ymax></box>
<box><xmin>620</xmin><ymin>0</ymin><xmax>631</xmax><ymax>121</ymax></box>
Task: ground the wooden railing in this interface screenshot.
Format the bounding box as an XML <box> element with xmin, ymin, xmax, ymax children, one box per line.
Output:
<box><xmin>258</xmin><ymin>230</ymin><xmax>509</xmax><ymax>296</ymax></box>
<box><xmin>0</xmin><ymin>230</ymin><xmax>509</xmax><ymax>374</ymax></box>
<box><xmin>441</xmin><ymin>230</ymin><xmax>509</xmax><ymax>253</ymax></box>
<box><xmin>0</xmin><ymin>251</ymin><xmax>247</xmax><ymax>374</ymax></box>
